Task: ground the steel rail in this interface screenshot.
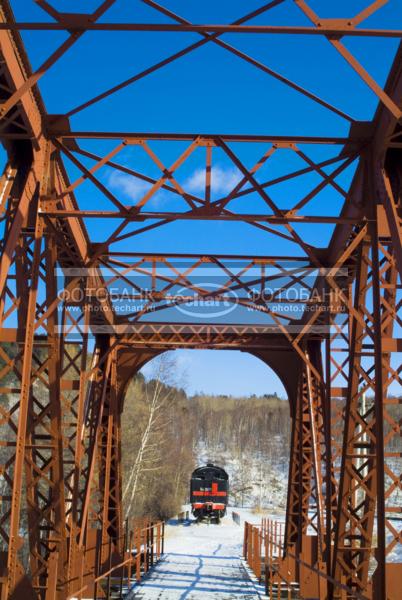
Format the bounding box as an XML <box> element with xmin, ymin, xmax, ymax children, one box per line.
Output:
<box><xmin>51</xmin><ymin>132</ymin><xmax>366</xmax><ymax>143</ymax></box>
<box><xmin>40</xmin><ymin>210</ymin><xmax>364</xmax><ymax>224</ymax></box>
<box><xmin>0</xmin><ymin>23</ymin><xmax>401</xmax><ymax>37</ymax></box>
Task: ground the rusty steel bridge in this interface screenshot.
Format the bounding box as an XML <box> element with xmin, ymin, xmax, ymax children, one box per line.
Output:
<box><xmin>0</xmin><ymin>0</ymin><xmax>401</xmax><ymax>598</ymax></box>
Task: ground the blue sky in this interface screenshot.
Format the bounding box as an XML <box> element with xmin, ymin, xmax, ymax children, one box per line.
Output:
<box><xmin>10</xmin><ymin>0</ymin><xmax>398</xmax><ymax>257</ymax></box>
<box><xmin>6</xmin><ymin>0</ymin><xmax>402</xmax><ymax>395</ymax></box>
<box><xmin>141</xmin><ymin>349</ymin><xmax>288</xmax><ymax>397</ymax></box>
<box><xmin>11</xmin><ymin>0</ymin><xmax>400</xmax><ymax>137</ymax></box>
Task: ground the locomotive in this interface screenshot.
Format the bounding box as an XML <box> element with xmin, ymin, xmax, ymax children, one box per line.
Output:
<box><xmin>190</xmin><ymin>463</ymin><xmax>229</xmax><ymax>522</ymax></box>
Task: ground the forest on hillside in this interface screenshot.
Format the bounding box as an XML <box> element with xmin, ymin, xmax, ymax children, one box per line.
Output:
<box><xmin>121</xmin><ymin>358</ymin><xmax>291</xmax><ymax>520</ymax></box>
<box><xmin>190</xmin><ymin>393</ymin><xmax>291</xmax><ymax>508</ymax></box>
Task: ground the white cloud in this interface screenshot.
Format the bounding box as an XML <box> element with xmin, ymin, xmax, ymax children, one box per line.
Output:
<box><xmin>185</xmin><ymin>165</ymin><xmax>242</xmax><ymax>195</ymax></box>
<box><xmin>108</xmin><ymin>171</ymin><xmax>152</xmax><ymax>201</ymax></box>
<box><xmin>108</xmin><ymin>165</ymin><xmax>244</xmax><ymax>207</ymax></box>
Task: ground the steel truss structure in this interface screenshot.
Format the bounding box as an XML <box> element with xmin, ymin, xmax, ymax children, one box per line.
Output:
<box><xmin>0</xmin><ymin>0</ymin><xmax>401</xmax><ymax>598</ymax></box>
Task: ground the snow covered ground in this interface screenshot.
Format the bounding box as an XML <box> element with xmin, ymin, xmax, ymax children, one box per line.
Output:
<box><xmin>126</xmin><ymin>508</ymin><xmax>278</xmax><ymax>599</ymax></box>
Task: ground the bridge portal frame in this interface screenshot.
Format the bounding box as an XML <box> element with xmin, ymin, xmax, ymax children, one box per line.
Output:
<box><xmin>0</xmin><ymin>0</ymin><xmax>401</xmax><ymax>598</ymax></box>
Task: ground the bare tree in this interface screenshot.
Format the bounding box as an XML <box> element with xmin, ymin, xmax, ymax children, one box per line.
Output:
<box><xmin>122</xmin><ymin>354</ymin><xmax>194</xmax><ymax>520</ymax></box>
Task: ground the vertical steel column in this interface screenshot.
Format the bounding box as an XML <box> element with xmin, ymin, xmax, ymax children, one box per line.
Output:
<box><xmin>43</xmin><ymin>233</ymin><xmax>67</xmax><ymax>599</ymax></box>
<box><xmin>332</xmin><ymin>231</ymin><xmax>377</xmax><ymax>596</ymax></box>
<box><xmin>0</xmin><ymin>153</ymin><xmax>35</xmax><ymax>316</ymax></box>
<box><xmin>370</xmin><ymin>157</ymin><xmax>402</xmax><ymax>598</ymax></box>
<box><xmin>326</xmin><ymin>307</ymin><xmax>350</xmax><ymax>536</ymax></box>
<box><xmin>62</xmin><ymin>300</ymin><xmax>91</xmax><ymax>596</ymax></box>
<box><xmin>99</xmin><ymin>346</ymin><xmax>124</xmax><ymax>564</ymax></box>
<box><xmin>284</xmin><ymin>375</ymin><xmax>308</xmax><ymax>552</ymax></box>
<box><xmin>305</xmin><ymin>342</ymin><xmax>327</xmax><ymax>560</ymax></box>
<box><xmin>284</xmin><ymin>344</ymin><xmax>327</xmax><ymax>559</ymax></box>
<box><xmin>369</xmin><ymin>211</ymin><xmax>386</xmax><ymax>600</ymax></box>
<box><xmin>78</xmin><ymin>339</ymin><xmax>111</xmax><ymax>534</ymax></box>
<box><xmin>5</xmin><ymin>143</ymin><xmax>49</xmax><ymax>598</ymax></box>
<box><xmin>16</xmin><ymin>147</ymin><xmax>69</xmax><ymax>599</ymax></box>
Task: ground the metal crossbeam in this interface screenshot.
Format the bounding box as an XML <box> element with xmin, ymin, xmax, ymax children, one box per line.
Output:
<box><xmin>0</xmin><ymin>0</ymin><xmax>401</xmax><ymax>598</ymax></box>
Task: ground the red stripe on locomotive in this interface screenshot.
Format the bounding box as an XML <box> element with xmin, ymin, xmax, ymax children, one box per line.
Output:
<box><xmin>192</xmin><ymin>502</ymin><xmax>226</xmax><ymax>510</ymax></box>
<box><xmin>192</xmin><ymin>482</ymin><xmax>227</xmax><ymax>497</ymax></box>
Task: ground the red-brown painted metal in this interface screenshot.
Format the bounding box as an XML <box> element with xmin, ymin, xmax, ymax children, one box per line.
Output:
<box><xmin>0</xmin><ymin>0</ymin><xmax>401</xmax><ymax>598</ymax></box>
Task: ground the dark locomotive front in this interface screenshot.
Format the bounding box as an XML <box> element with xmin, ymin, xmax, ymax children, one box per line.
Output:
<box><xmin>190</xmin><ymin>463</ymin><xmax>229</xmax><ymax>522</ymax></box>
